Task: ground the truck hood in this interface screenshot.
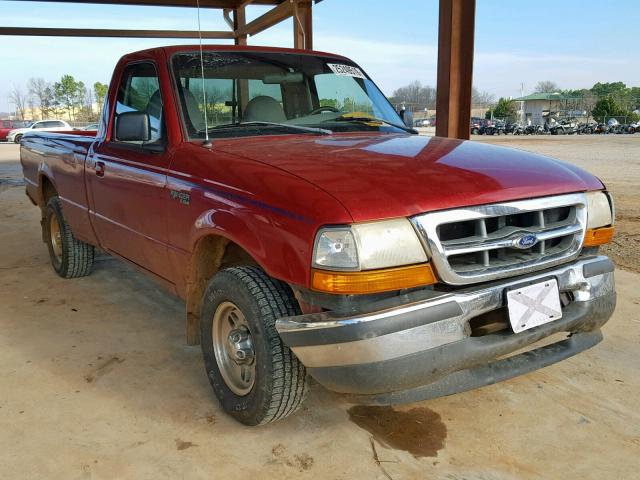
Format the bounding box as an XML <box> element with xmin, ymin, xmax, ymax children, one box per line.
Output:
<box><xmin>215</xmin><ymin>133</ymin><xmax>603</xmax><ymax>222</ymax></box>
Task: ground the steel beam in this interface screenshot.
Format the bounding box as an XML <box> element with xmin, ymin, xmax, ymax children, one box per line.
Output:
<box><xmin>233</xmin><ymin>5</ymin><xmax>247</xmax><ymax>45</ymax></box>
<box><xmin>293</xmin><ymin>0</ymin><xmax>313</xmax><ymax>50</ymax></box>
<box><xmin>235</xmin><ymin>0</ymin><xmax>293</xmax><ymax>37</ymax></box>
<box><xmin>435</xmin><ymin>0</ymin><xmax>475</xmax><ymax>139</ymax></box>
<box><xmin>0</xmin><ymin>26</ymin><xmax>235</xmax><ymax>39</ymax></box>
<box><xmin>6</xmin><ymin>0</ymin><xmax>281</xmax><ymax>8</ymax></box>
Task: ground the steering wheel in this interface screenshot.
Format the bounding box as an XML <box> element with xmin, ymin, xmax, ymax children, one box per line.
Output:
<box><xmin>309</xmin><ymin>105</ymin><xmax>341</xmax><ymax>115</ymax></box>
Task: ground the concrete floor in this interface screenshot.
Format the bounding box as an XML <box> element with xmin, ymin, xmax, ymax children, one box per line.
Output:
<box><xmin>1</xmin><ymin>141</ymin><xmax>639</xmax><ymax>479</ymax></box>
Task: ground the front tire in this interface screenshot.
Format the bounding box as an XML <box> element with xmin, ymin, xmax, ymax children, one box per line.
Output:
<box><xmin>200</xmin><ymin>266</ymin><xmax>308</xmax><ymax>425</ymax></box>
<box><xmin>14</xmin><ymin>134</ymin><xmax>22</xmax><ymax>143</ymax></box>
<box><xmin>45</xmin><ymin>197</ymin><xmax>95</xmax><ymax>278</ymax></box>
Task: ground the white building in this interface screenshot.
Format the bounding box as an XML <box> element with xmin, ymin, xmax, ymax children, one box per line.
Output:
<box><xmin>513</xmin><ymin>92</ymin><xmax>586</xmax><ymax>126</ymax></box>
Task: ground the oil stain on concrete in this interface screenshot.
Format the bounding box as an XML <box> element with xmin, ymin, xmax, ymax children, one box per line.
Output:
<box><xmin>348</xmin><ymin>405</ymin><xmax>447</xmax><ymax>458</ymax></box>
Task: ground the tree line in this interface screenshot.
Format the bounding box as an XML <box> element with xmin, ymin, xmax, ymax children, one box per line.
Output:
<box><xmin>389</xmin><ymin>79</ymin><xmax>640</xmax><ymax>123</ymax></box>
<box><xmin>8</xmin><ymin>75</ymin><xmax>109</xmax><ymax>123</ymax></box>
<box><xmin>389</xmin><ymin>80</ymin><xmax>495</xmax><ymax>110</ymax></box>
<box><xmin>489</xmin><ymin>81</ymin><xmax>640</xmax><ymax>123</ymax></box>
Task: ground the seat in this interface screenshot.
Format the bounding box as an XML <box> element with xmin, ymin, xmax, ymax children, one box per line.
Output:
<box><xmin>243</xmin><ymin>96</ymin><xmax>286</xmax><ymax>123</ymax></box>
<box><xmin>146</xmin><ymin>90</ymin><xmax>163</xmax><ymax>121</ymax></box>
<box><xmin>182</xmin><ymin>88</ymin><xmax>207</xmax><ymax>132</ymax></box>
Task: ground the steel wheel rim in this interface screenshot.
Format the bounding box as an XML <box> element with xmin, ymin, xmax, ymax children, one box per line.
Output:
<box><xmin>49</xmin><ymin>214</ymin><xmax>63</xmax><ymax>261</ymax></box>
<box><xmin>212</xmin><ymin>301</ymin><xmax>256</xmax><ymax>396</ymax></box>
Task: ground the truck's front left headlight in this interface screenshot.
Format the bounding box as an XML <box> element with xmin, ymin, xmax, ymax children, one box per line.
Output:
<box><xmin>311</xmin><ymin>219</ymin><xmax>435</xmax><ymax>294</ymax></box>
<box><xmin>584</xmin><ymin>190</ymin><xmax>615</xmax><ymax>247</ymax></box>
<box><xmin>313</xmin><ymin>218</ymin><xmax>427</xmax><ymax>271</ymax></box>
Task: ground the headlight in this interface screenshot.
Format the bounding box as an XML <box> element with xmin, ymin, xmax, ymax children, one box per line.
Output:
<box><xmin>313</xmin><ymin>218</ymin><xmax>427</xmax><ymax>271</ymax></box>
<box><xmin>583</xmin><ymin>191</ymin><xmax>615</xmax><ymax>247</ymax></box>
<box><xmin>586</xmin><ymin>191</ymin><xmax>613</xmax><ymax>229</ymax></box>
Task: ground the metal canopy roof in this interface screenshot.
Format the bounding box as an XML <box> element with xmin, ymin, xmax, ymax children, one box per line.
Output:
<box><xmin>1</xmin><ymin>0</ymin><xmax>319</xmax><ymax>47</ymax></box>
<box><xmin>23</xmin><ymin>0</ymin><xmax>286</xmax><ymax>8</ymax></box>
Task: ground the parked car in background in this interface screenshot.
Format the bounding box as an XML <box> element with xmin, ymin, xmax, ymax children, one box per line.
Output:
<box><xmin>550</xmin><ymin>119</ymin><xmax>577</xmax><ymax>135</ymax></box>
<box><xmin>0</xmin><ymin>120</ymin><xmax>30</xmax><ymax>141</ymax></box>
<box><xmin>7</xmin><ymin>119</ymin><xmax>71</xmax><ymax>143</ymax></box>
<box><xmin>81</xmin><ymin>123</ymin><xmax>100</xmax><ymax>131</ymax></box>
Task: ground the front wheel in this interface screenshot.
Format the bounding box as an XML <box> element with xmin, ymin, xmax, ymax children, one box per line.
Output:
<box><xmin>45</xmin><ymin>197</ymin><xmax>95</xmax><ymax>278</ymax></box>
<box><xmin>200</xmin><ymin>266</ymin><xmax>308</xmax><ymax>425</ymax></box>
<box><xmin>14</xmin><ymin>134</ymin><xmax>22</xmax><ymax>143</ymax></box>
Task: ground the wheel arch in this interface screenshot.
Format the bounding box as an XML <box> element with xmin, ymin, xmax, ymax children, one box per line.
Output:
<box><xmin>40</xmin><ymin>174</ymin><xmax>57</xmax><ymax>206</ymax></box>
<box><xmin>185</xmin><ymin>233</ymin><xmax>265</xmax><ymax>346</ymax></box>
<box><xmin>38</xmin><ymin>174</ymin><xmax>59</xmax><ymax>242</ymax></box>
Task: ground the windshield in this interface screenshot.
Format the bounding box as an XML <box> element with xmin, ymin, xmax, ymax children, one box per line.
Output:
<box><xmin>171</xmin><ymin>51</ymin><xmax>406</xmax><ymax>139</ymax></box>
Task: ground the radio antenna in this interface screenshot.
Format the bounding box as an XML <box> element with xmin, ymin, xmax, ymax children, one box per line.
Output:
<box><xmin>196</xmin><ymin>0</ymin><xmax>211</xmax><ymax>146</ymax></box>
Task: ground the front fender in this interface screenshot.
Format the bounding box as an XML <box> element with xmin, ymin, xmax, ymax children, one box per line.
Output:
<box><xmin>188</xmin><ymin>205</ymin><xmax>310</xmax><ymax>288</ymax></box>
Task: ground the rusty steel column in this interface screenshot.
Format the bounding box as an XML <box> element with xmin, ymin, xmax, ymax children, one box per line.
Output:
<box><xmin>435</xmin><ymin>0</ymin><xmax>475</xmax><ymax>139</ymax></box>
<box><xmin>233</xmin><ymin>5</ymin><xmax>247</xmax><ymax>45</ymax></box>
<box><xmin>293</xmin><ymin>0</ymin><xmax>313</xmax><ymax>50</ymax></box>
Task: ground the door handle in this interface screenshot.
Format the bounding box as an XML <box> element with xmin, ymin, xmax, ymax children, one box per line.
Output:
<box><xmin>95</xmin><ymin>161</ymin><xmax>105</xmax><ymax>177</ymax></box>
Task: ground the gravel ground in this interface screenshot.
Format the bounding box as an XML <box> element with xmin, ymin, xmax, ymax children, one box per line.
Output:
<box><xmin>1</xmin><ymin>140</ymin><xmax>639</xmax><ymax>479</ymax></box>
<box><xmin>473</xmin><ymin>134</ymin><xmax>640</xmax><ymax>273</ymax></box>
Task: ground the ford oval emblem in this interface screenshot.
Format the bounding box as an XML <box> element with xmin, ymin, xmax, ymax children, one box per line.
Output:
<box><xmin>514</xmin><ymin>234</ymin><xmax>538</xmax><ymax>249</ymax></box>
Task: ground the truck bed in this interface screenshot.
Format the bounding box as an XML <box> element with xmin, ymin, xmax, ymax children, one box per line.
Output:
<box><xmin>20</xmin><ymin>130</ymin><xmax>97</xmax><ymax>244</ymax></box>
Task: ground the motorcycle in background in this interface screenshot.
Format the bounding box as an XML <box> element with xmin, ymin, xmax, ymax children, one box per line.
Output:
<box><xmin>524</xmin><ymin>124</ymin><xmax>543</xmax><ymax>135</ymax></box>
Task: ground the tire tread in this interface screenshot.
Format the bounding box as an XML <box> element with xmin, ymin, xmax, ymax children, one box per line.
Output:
<box><xmin>46</xmin><ymin>197</ymin><xmax>94</xmax><ymax>278</ymax></box>
<box><xmin>203</xmin><ymin>266</ymin><xmax>308</xmax><ymax>425</ymax></box>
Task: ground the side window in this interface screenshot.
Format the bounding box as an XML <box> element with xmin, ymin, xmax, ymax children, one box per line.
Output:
<box><xmin>52</xmin><ymin>121</ymin><xmax>66</xmax><ymax>128</ymax></box>
<box><xmin>115</xmin><ymin>62</ymin><xmax>163</xmax><ymax>143</ymax></box>
<box><xmin>33</xmin><ymin>122</ymin><xmax>46</xmax><ymax>129</ymax></box>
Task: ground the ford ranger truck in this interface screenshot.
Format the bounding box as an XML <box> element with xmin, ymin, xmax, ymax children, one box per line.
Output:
<box><xmin>19</xmin><ymin>45</ymin><xmax>616</xmax><ymax>426</ymax></box>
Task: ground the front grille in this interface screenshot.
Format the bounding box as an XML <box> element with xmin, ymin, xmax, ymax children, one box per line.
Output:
<box><xmin>411</xmin><ymin>193</ymin><xmax>588</xmax><ymax>285</ymax></box>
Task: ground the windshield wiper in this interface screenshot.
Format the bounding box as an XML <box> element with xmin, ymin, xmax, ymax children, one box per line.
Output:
<box><xmin>208</xmin><ymin>121</ymin><xmax>332</xmax><ymax>136</ymax></box>
<box><xmin>324</xmin><ymin>115</ymin><xmax>417</xmax><ymax>134</ymax></box>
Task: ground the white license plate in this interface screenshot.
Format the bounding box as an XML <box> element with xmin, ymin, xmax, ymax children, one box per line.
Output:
<box><xmin>506</xmin><ymin>279</ymin><xmax>562</xmax><ymax>333</ymax></box>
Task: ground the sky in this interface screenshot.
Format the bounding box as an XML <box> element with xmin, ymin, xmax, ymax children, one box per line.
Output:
<box><xmin>1</xmin><ymin>0</ymin><xmax>639</xmax><ymax>112</ymax></box>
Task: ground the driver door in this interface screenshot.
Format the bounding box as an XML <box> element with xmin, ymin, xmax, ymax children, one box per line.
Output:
<box><xmin>86</xmin><ymin>61</ymin><xmax>174</xmax><ymax>282</ymax></box>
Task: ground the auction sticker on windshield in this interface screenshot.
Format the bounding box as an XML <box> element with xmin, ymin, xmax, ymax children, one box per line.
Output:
<box><xmin>327</xmin><ymin>63</ymin><xmax>366</xmax><ymax>79</ymax></box>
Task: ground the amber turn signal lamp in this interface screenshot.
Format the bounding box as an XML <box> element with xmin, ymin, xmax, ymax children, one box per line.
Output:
<box><xmin>311</xmin><ymin>263</ymin><xmax>437</xmax><ymax>294</ymax></box>
<box><xmin>583</xmin><ymin>226</ymin><xmax>615</xmax><ymax>247</ymax></box>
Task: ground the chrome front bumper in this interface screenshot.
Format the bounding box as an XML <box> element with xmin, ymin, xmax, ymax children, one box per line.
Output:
<box><xmin>276</xmin><ymin>256</ymin><xmax>616</xmax><ymax>403</ymax></box>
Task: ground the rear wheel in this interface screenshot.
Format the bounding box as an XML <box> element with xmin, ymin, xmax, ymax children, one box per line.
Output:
<box><xmin>45</xmin><ymin>197</ymin><xmax>95</xmax><ymax>278</ymax></box>
<box><xmin>200</xmin><ymin>266</ymin><xmax>308</xmax><ymax>425</ymax></box>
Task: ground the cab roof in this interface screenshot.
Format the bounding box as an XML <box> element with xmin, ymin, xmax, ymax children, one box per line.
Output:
<box><xmin>130</xmin><ymin>44</ymin><xmax>350</xmax><ymax>62</ymax></box>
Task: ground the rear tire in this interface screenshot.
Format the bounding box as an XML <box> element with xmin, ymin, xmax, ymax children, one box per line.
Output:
<box><xmin>200</xmin><ymin>266</ymin><xmax>308</xmax><ymax>425</ymax></box>
<box><xmin>44</xmin><ymin>197</ymin><xmax>95</xmax><ymax>278</ymax></box>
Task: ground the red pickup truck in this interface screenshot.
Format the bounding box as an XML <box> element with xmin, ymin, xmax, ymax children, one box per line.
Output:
<box><xmin>20</xmin><ymin>45</ymin><xmax>616</xmax><ymax>426</ymax></box>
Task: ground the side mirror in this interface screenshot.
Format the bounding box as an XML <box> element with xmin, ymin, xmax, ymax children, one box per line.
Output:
<box><xmin>399</xmin><ymin>109</ymin><xmax>414</xmax><ymax>128</ymax></box>
<box><xmin>115</xmin><ymin>111</ymin><xmax>150</xmax><ymax>142</ymax></box>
